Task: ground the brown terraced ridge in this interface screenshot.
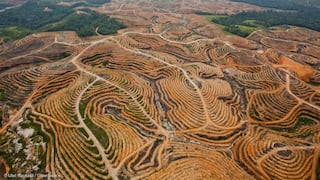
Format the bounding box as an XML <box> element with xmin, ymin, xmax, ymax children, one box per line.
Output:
<box><xmin>0</xmin><ymin>0</ymin><xmax>320</xmax><ymax>179</ymax></box>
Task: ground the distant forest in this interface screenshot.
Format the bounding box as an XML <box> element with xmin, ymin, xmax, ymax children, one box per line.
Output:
<box><xmin>198</xmin><ymin>0</ymin><xmax>320</xmax><ymax>37</ymax></box>
<box><xmin>0</xmin><ymin>0</ymin><xmax>124</xmax><ymax>41</ymax></box>
<box><xmin>230</xmin><ymin>0</ymin><xmax>320</xmax><ymax>9</ymax></box>
<box><xmin>229</xmin><ymin>0</ymin><xmax>320</xmax><ymax>31</ymax></box>
<box><xmin>47</xmin><ymin>8</ymin><xmax>125</xmax><ymax>37</ymax></box>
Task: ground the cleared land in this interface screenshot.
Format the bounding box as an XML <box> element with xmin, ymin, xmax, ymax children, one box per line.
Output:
<box><xmin>0</xmin><ymin>0</ymin><xmax>319</xmax><ymax>179</ymax></box>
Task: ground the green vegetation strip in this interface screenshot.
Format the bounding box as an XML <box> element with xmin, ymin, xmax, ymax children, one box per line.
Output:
<box><xmin>0</xmin><ymin>89</ymin><xmax>6</xmax><ymax>101</ymax></box>
<box><xmin>84</xmin><ymin>117</ymin><xmax>109</xmax><ymax>148</ymax></box>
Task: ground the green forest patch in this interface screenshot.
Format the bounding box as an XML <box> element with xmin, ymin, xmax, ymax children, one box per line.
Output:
<box><xmin>0</xmin><ymin>26</ymin><xmax>33</xmax><ymax>42</ymax></box>
<box><xmin>199</xmin><ymin>12</ymin><xmax>266</xmax><ymax>37</ymax></box>
<box><xmin>44</xmin><ymin>9</ymin><xmax>125</xmax><ymax>37</ymax></box>
<box><xmin>230</xmin><ymin>0</ymin><xmax>320</xmax><ymax>10</ymax></box>
<box><xmin>0</xmin><ymin>0</ymin><xmax>123</xmax><ymax>41</ymax></box>
<box><xmin>200</xmin><ymin>10</ymin><xmax>320</xmax><ymax>37</ymax></box>
<box><xmin>198</xmin><ymin>0</ymin><xmax>320</xmax><ymax>37</ymax></box>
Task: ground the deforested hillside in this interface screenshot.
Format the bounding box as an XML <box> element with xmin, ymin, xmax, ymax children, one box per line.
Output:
<box><xmin>0</xmin><ymin>0</ymin><xmax>319</xmax><ymax>179</ymax></box>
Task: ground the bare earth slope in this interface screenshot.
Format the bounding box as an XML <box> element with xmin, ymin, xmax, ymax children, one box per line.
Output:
<box><xmin>0</xmin><ymin>0</ymin><xmax>319</xmax><ymax>179</ymax></box>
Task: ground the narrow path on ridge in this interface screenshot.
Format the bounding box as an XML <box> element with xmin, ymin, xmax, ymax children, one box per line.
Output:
<box><xmin>75</xmin><ymin>78</ymin><xmax>119</xmax><ymax>180</ymax></box>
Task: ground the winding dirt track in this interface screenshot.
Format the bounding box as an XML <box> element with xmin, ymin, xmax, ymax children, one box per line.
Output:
<box><xmin>75</xmin><ymin>78</ymin><xmax>119</xmax><ymax>180</ymax></box>
<box><xmin>0</xmin><ymin>0</ymin><xmax>320</xmax><ymax>179</ymax></box>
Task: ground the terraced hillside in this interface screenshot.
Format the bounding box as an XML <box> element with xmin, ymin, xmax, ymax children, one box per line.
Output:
<box><xmin>0</xmin><ymin>0</ymin><xmax>319</xmax><ymax>179</ymax></box>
